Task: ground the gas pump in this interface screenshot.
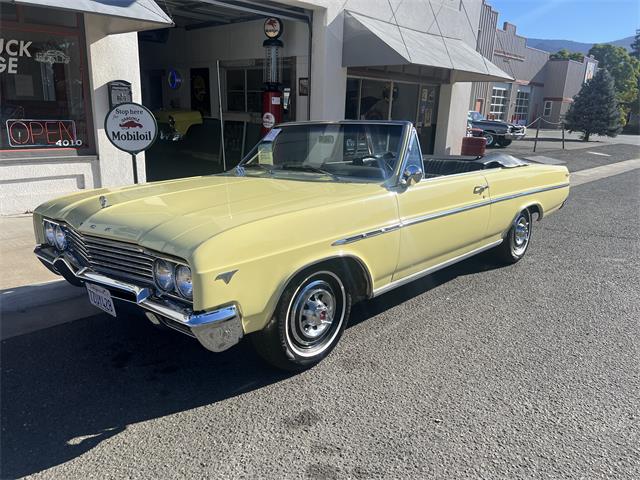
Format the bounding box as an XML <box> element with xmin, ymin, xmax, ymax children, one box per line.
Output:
<box><xmin>261</xmin><ymin>17</ymin><xmax>284</xmax><ymax>135</ymax></box>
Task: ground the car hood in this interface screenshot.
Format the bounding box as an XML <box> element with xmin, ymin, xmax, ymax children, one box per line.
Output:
<box><xmin>35</xmin><ymin>174</ymin><xmax>382</xmax><ymax>258</ymax></box>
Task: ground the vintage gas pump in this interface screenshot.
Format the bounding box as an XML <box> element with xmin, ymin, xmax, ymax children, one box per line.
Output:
<box><xmin>261</xmin><ymin>17</ymin><xmax>284</xmax><ymax>135</ymax></box>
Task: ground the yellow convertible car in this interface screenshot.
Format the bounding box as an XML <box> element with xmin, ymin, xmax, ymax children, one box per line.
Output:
<box><xmin>33</xmin><ymin>121</ymin><xmax>569</xmax><ymax>370</ymax></box>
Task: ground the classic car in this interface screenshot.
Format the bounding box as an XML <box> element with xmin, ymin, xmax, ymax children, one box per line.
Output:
<box><xmin>155</xmin><ymin>109</ymin><xmax>203</xmax><ymax>141</ymax></box>
<box><xmin>33</xmin><ymin>121</ymin><xmax>569</xmax><ymax>371</ymax></box>
<box><xmin>468</xmin><ymin>111</ymin><xmax>527</xmax><ymax>148</ymax></box>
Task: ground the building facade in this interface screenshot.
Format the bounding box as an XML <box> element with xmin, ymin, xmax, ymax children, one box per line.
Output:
<box><xmin>470</xmin><ymin>15</ymin><xmax>598</xmax><ymax>128</ymax></box>
<box><xmin>1</xmin><ymin>0</ymin><xmax>510</xmax><ymax>215</ymax></box>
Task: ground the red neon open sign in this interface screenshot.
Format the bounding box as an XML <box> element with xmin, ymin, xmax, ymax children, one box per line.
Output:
<box><xmin>6</xmin><ymin>119</ymin><xmax>82</xmax><ymax>148</ymax></box>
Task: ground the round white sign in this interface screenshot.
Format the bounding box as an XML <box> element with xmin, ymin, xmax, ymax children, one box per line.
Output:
<box><xmin>262</xmin><ymin>112</ymin><xmax>275</xmax><ymax>129</ymax></box>
<box><xmin>104</xmin><ymin>102</ymin><xmax>158</xmax><ymax>154</ymax></box>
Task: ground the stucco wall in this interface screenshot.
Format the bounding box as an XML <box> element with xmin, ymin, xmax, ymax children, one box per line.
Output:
<box><xmin>85</xmin><ymin>13</ymin><xmax>146</xmax><ymax>187</ymax></box>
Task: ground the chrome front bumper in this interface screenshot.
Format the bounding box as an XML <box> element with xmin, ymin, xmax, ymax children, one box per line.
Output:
<box><xmin>34</xmin><ymin>246</ymin><xmax>243</xmax><ymax>353</ymax></box>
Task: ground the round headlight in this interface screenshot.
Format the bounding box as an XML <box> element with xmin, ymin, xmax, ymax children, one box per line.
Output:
<box><xmin>44</xmin><ymin>221</ymin><xmax>56</xmax><ymax>246</ymax></box>
<box><xmin>175</xmin><ymin>265</ymin><xmax>193</xmax><ymax>299</ymax></box>
<box><xmin>54</xmin><ymin>224</ymin><xmax>67</xmax><ymax>250</ymax></box>
<box><xmin>154</xmin><ymin>259</ymin><xmax>175</xmax><ymax>291</ymax></box>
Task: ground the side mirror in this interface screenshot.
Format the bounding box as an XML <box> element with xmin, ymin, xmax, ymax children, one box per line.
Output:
<box><xmin>401</xmin><ymin>164</ymin><xmax>423</xmax><ymax>187</ymax></box>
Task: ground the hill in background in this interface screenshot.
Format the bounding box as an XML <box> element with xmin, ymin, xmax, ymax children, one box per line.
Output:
<box><xmin>526</xmin><ymin>35</ymin><xmax>634</xmax><ymax>54</ymax></box>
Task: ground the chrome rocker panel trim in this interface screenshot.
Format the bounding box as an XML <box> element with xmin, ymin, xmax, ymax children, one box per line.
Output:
<box><xmin>34</xmin><ymin>246</ymin><xmax>243</xmax><ymax>353</ymax></box>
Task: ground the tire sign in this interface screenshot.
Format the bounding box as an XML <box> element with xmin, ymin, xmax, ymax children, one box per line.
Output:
<box><xmin>104</xmin><ymin>102</ymin><xmax>158</xmax><ymax>154</ymax></box>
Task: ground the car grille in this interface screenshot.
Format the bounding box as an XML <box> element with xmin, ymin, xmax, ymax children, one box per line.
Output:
<box><xmin>63</xmin><ymin>225</ymin><xmax>155</xmax><ymax>286</ymax></box>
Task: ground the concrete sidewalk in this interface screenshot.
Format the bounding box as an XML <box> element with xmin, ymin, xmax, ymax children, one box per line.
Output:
<box><xmin>0</xmin><ymin>215</ymin><xmax>98</xmax><ymax>339</ymax></box>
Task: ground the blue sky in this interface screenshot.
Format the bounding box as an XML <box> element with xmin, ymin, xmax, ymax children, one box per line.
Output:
<box><xmin>487</xmin><ymin>0</ymin><xmax>639</xmax><ymax>43</ymax></box>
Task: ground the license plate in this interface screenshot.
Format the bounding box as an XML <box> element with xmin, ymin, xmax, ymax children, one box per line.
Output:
<box><xmin>86</xmin><ymin>283</ymin><xmax>116</xmax><ymax>317</ymax></box>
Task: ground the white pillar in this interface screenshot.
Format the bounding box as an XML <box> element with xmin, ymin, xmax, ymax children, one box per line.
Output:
<box><xmin>434</xmin><ymin>81</ymin><xmax>472</xmax><ymax>155</ymax></box>
<box><xmin>308</xmin><ymin>7</ymin><xmax>347</xmax><ymax>120</ymax></box>
<box><xmin>84</xmin><ymin>13</ymin><xmax>146</xmax><ymax>186</ymax></box>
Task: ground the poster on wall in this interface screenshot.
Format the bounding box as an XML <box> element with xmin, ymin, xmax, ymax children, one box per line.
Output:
<box><xmin>190</xmin><ymin>68</ymin><xmax>211</xmax><ymax>116</ymax></box>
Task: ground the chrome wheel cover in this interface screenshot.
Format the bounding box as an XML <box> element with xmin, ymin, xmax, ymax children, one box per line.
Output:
<box><xmin>512</xmin><ymin>211</ymin><xmax>531</xmax><ymax>256</ymax></box>
<box><xmin>286</xmin><ymin>271</ymin><xmax>346</xmax><ymax>358</ymax></box>
<box><xmin>485</xmin><ymin>133</ymin><xmax>494</xmax><ymax>146</ymax></box>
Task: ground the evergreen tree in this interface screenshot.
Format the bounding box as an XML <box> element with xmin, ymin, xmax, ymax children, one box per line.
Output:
<box><xmin>565</xmin><ymin>69</ymin><xmax>622</xmax><ymax>141</ymax></box>
<box><xmin>631</xmin><ymin>29</ymin><xmax>640</xmax><ymax>60</ymax></box>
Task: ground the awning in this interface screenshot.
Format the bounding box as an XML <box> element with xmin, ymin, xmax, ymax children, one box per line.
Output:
<box><xmin>343</xmin><ymin>11</ymin><xmax>513</xmax><ymax>83</ymax></box>
<box><xmin>12</xmin><ymin>0</ymin><xmax>174</xmax><ymax>34</ymax></box>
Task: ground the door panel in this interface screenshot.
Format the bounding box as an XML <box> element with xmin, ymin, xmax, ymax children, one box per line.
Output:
<box><xmin>394</xmin><ymin>173</ymin><xmax>491</xmax><ymax>281</ymax></box>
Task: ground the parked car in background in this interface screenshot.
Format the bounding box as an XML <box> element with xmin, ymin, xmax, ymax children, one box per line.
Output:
<box><xmin>468</xmin><ymin>111</ymin><xmax>527</xmax><ymax>148</ymax></box>
<box><xmin>33</xmin><ymin>121</ymin><xmax>569</xmax><ymax>371</ymax></box>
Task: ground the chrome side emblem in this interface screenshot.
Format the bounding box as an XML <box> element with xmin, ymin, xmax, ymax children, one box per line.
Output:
<box><xmin>216</xmin><ymin>270</ymin><xmax>238</xmax><ymax>285</ymax></box>
<box><xmin>99</xmin><ymin>195</ymin><xmax>109</xmax><ymax>208</ymax></box>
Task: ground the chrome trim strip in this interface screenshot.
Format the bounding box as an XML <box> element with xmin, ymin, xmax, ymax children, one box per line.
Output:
<box><xmin>372</xmin><ymin>239</ymin><xmax>503</xmax><ymax>297</ymax></box>
<box><xmin>402</xmin><ymin>199</ymin><xmax>492</xmax><ymax>227</ymax></box>
<box><xmin>331</xmin><ymin>183</ymin><xmax>570</xmax><ymax>246</ymax></box>
<box><xmin>332</xmin><ymin>223</ymin><xmax>401</xmax><ymax>246</ymax></box>
<box><xmin>489</xmin><ymin>182</ymin><xmax>569</xmax><ymax>204</ymax></box>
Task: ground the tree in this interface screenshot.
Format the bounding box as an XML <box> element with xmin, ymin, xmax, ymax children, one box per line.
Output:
<box><xmin>588</xmin><ymin>44</ymin><xmax>640</xmax><ymax>109</ymax></box>
<box><xmin>565</xmin><ymin>69</ymin><xmax>622</xmax><ymax>141</ymax></box>
<box><xmin>550</xmin><ymin>48</ymin><xmax>584</xmax><ymax>62</ymax></box>
<box><xmin>631</xmin><ymin>29</ymin><xmax>640</xmax><ymax>60</ymax></box>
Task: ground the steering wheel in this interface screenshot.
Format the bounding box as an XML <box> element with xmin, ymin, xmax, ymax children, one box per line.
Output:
<box><xmin>353</xmin><ymin>152</ymin><xmax>395</xmax><ymax>175</ymax></box>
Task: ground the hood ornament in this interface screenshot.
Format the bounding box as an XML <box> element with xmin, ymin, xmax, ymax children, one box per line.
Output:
<box><xmin>99</xmin><ymin>195</ymin><xmax>110</xmax><ymax>209</ymax></box>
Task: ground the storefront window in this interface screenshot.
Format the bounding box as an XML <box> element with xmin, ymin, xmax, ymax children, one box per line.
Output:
<box><xmin>359</xmin><ymin>79</ymin><xmax>391</xmax><ymax>120</ymax></box>
<box><xmin>390</xmin><ymin>83</ymin><xmax>419</xmax><ymax>122</ymax></box>
<box><xmin>345</xmin><ymin>78</ymin><xmax>360</xmax><ymax>119</ymax></box>
<box><xmin>0</xmin><ymin>10</ymin><xmax>93</xmax><ymax>153</ymax></box>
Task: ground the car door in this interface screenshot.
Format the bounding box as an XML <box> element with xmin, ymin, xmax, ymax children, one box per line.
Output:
<box><xmin>393</xmin><ymin>134</ymin><xmax>491</xmax><ymax>281</ymax></box>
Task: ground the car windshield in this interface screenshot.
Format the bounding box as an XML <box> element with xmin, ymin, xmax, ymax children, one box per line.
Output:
<box><xmin>236</xmin><ymin>123</ymin><xmax>405</xmax><ymax>182</ymax></box>
<box><xmin>468</xmin><ymin>111</ymin><xmax>486</xmax><ymax>122</ymax></box>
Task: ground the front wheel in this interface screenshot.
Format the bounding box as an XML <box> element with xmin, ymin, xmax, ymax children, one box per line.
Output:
<box><xmin>251</xmin><ymin>269</ymin><xmax>351</xmax><ymax>371</ymax></box>
<box><xmin>484</xmin><ymin>132</ymin><xmax>496</xmax><ymax>148</ymax></box>
<box><xmin>492</xmin><ymin>209</ymin><xmax>533</xmax><ymax>264</ymax></box>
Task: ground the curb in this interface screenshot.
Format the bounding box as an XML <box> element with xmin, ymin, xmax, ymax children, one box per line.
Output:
<box><xmin>1</xmin><ymin>281</ymin><xmax>100</xmax><ymax>340</ymax></box>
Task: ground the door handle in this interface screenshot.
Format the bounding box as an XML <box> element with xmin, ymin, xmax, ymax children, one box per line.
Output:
<box><xmin>473</xmin><ymin>185</ymin><xmax>488</xmax><ymax>194</ymax></box>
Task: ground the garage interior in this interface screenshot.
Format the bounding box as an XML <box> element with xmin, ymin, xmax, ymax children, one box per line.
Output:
<box><xmin>138</xmin><ymin>0</ymin><xmax>311</xmax><ymax>181</ymax></box>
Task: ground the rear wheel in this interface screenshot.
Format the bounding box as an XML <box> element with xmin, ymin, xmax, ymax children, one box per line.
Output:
<box><xmin>498</xmin><ymin>138</ymin><xmax>512</xmax><ymax>147</ymax></box>
<box><xmin>492</xmin><ymin>209</ymin><xmax>533</xmax><ymax>264</ymax></box>
<box><xmin>251</xmin><ymin>268</ymin><xmax>351</xmax><ymax>371</ymax></box>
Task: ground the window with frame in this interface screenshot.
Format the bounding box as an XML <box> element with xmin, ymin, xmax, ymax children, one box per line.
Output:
<box><xmin>225</xmin><ymin>62</ymin><xmax>293</xmax><ymax>115</ymax></box>
<box><xmin>543</xmin><ymin>100</ymin><xmax>553</xmax><ymax>117</ymax></box>
<box><xmin>489</xmin><ymin>87</ymin><xmax>509</xmax><ymax>120</ymax></box>
<box><xmin>0</xmin><ymin>6</ymin><xmax>94</xmax><ymax>154</ymax></box>
<box><xmin>513</xmin><ymin>90</ymin><xmax>530</xmax><ymax>124</ymax></box>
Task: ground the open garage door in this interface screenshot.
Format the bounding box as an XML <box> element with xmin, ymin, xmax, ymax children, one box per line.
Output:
<box><xmin>139</xmin><ymin>0</ymin><xmax>312</xmax><ymax>181</ymax></box>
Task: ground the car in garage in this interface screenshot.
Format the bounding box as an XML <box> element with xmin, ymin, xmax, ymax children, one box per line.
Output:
<box><xmin>468</xmin><ymin>111</ymin><xmax>527</xmax><ymax>148</ymax></box>
<box><xmin>33</xmin><ymin>121</ymin><xmax>569</xmax><ymax>371</ymax></box>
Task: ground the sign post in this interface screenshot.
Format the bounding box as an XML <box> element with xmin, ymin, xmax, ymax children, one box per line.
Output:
<box><xmin>104</xmin><ymin>102</ymin><xmax>158</xmax><ymax>183</ymax></box>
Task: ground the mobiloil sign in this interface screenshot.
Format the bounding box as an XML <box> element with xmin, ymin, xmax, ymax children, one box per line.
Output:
<box><xmin>104</xmin><ymin>102</ymin><xmax>158</xmax><ymax>183</ymax></box>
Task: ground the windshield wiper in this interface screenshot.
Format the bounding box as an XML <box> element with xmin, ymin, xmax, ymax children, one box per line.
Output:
<box><xmin>279</xmin><ymin>164</ymin><xmax>339</xmax><ymax>180</ymax></box>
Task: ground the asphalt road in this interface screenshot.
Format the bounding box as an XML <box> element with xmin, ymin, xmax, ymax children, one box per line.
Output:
<box><xmin>2</xmin><ymin>148</ymin><xmax>639</xmax><ymax>479</ymax></box>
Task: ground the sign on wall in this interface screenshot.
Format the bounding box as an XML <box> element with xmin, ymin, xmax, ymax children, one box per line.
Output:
<box><xmin>107</xmin><ymin>80</ymin><xmax>133</xmax><ymax>109</ymax></box>
<box><xmin>5</xmin><ymin>119</ymin><xmax>80</xmax><ymax>148</ymax></box>
<box><xmin>0</xmin><ymin>38</ymin><xmax>32</xmax><ymax>74</ymax></box>
<box><xmin>104</xmin><ymin>102</ymin><xmax>157</xmax><ymax>154</ymax></box>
